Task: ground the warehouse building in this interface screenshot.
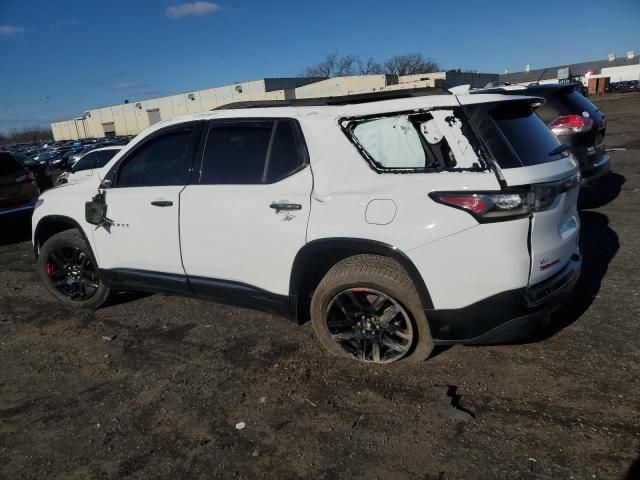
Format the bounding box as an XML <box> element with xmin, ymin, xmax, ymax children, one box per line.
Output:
<box><xmin>50</xmin><ymin>71</ymin><xmax>498</xmax><ymax>140</ymax></box>
<box><xmin>50</xmin><ymin>77</ymin><xmax>322</xmax><ymax>141</ymax></box>
<box><xmin>500</xmin><ymin>50</ymin><xmax>640</xmax><ymax>85</ymax></box>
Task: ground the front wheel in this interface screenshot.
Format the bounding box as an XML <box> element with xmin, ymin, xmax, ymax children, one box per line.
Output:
<box><xmin>310</xmin><ymin>255</ymin><xmax>434</xmax><ymax>364</ymax></box>
<box><xmin>37</xmin><ymin>229</ymin><xmax>110</xmax><ymax>309</ymax></box>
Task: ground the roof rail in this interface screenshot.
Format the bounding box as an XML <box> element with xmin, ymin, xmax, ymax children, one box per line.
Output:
<box><xmin>213</xmin><ymin>87</ymin><xmax>450</xmax><ymax>110</ymax></box>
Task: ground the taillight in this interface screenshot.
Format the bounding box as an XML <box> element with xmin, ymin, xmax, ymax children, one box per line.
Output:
<box><xmin>549</xmin><ymin>115</ymin><xmax>594</xmax><ymax>136</ymax></box>
<box><xmin>430</xmin><ymin>192</ymin><xmax>532</xmax><ymax>222</ymax></box>
<box><xmin>430</xmin><ymin>172</ymin><xmax>580</xmax><ymax>223</ymax></box>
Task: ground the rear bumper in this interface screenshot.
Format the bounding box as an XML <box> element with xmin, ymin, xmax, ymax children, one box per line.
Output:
<box><xmin>581</xmin><ymin>153</ymin><xmax>610</xmax><ymax>187</ymax></box>
<box><xmin>427</xmin><ymin>255</ymin><xmax>581</xmax><ymax>345</ymax></box>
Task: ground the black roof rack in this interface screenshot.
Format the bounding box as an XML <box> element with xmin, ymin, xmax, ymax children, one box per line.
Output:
<box><xmin>472</xmin><ymin>82</ymin><xmax>581</xmax><ymax>95</ymax></box>
<box><xmin>213</xmin><ymin>87</ymin><xmax>450</xmax><ymax>110</ymax></box>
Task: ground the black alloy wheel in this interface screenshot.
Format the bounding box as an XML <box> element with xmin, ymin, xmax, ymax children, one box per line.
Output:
<box><xmin>326</xmin><ymin>287</ymin><xmax>413</xmax><ymax>364</ymax></box>
<box><xmin>45</xmin><ymin>246</ymin><xmax>100</xmax><ymax>301</ymax></box>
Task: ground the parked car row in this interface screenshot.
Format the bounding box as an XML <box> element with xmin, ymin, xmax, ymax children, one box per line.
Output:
<box><xmin>30</xmin><ymin>84</ymin><xmax>607</xmax><ymax>364</ymax></box>
<box><xmin>0</xmin><ymin>137</ymin><xmax>131</xmax><ymax>190</ymax></box>
<box><xmin>608</xmin><ymin>80</ymin><xmax>640</xmax><ymax>93</ymax></box>
<box><xmin>1</xmin><ymin>137</ymin><xmax>131</xmax><ymax>219</ymax></box>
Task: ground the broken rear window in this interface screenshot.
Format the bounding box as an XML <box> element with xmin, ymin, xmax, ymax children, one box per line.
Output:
<box><xmin>343</xmin><ymin>108</ymin><xmax>489</xmax><ymax>173</ymax></box>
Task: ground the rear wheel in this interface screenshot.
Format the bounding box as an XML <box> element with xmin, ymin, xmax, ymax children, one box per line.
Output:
<box><xmin>310</xmin><ymin>255</ymin><xmax>434</xmax><ymax>364</ymax></box>
<box><xmin>37</xmin><ymin>229</ymin><xmax>110</xmax><ymax>309</ymax></box>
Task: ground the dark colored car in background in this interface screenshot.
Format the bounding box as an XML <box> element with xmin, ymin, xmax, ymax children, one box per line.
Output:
<box><xmin>0</xmin><ymin>151</ymin><xmax>40</xmax><ymax>217</ymax></box>
<box><xmin>11</xmin><ymin>152</ymin><xmax>55</xmax><ymax>191</ymax></box>
<box><xmin>474</xmin><ymin>83</ymin><xmax>609</xmax><ymax>186</ymax></box>
<box><xmin>609</xmin><ymin>80</ymin><xmax>640</xmax><ymax>93</ymax></box>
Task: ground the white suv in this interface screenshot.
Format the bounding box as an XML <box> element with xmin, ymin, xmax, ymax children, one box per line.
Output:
<box><xmin>57</xmin><ymin>146</ymin><xmax>123</xmax><ymax>185</ymax></box>
<box><xmin>32</xmin><ymin>89</ymin><xmax>581</xmax><ymax>364</ymax></box>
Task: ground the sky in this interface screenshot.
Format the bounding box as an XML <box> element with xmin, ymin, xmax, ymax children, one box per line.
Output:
<box><xmin>0</xmin><ymin>0</ymin><xmax>638</xmax><ymax>133</ymax></box>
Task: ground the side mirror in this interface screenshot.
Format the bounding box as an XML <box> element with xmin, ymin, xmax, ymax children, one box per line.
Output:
<box><xmin>85</xmin><ymin>192</ymin><xmax>107</xmax><ymax>226</ymax></box>
<box><xmin>99</xmin><ymin>179</ymin><xmax>112</xmax><ymax>189</ymax></box>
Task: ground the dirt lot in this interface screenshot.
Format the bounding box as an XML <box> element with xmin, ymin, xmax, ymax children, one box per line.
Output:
<box><xmin>1</xmin><ymin>94</ymin><xmax>639</xmax><ymax>480</ymax></box>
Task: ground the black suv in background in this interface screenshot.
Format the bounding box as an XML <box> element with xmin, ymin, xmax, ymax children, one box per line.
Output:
<box><xmin>0</xmin><ymin>151</ymin><xmax>40</xmax><ymax>217</ymax></box>
<box><xmin>11</xmin><ymin>152</ymin><xmax>54</xmax><ymax>190</ymax></box>
<box><xmin>474</xmin><ymin>83</ymin><xmax>609</xmax><ymax>186</ymax></box>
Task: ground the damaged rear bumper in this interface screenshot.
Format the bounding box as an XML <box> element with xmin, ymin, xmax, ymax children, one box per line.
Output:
<box><xmin>427</xmin><ymin>255</ymin><xmax>581</xmax><ymax>345</ymax></box>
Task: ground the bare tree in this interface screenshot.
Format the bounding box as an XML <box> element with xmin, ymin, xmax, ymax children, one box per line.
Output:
<box><xmin>357</xmin><ymin>57</ymin><xmax>383</xmax><ymax>75</ymax></box>
<box><xmin>304</xmin><ymin>53</ymin><xmax>354</xmax><ymax>77</ymax></box>
<box><xmin>1</xmin><ymin>127</ymin><xmax>53</xmax><ymax>145</ymax></box>
<box><xmin>383</xmin><ymin>53</ymin><xmax>440</xmax><ymax>76</ymax></box>
<box><xmin>304</xmin><ymin>52</ymin><xmax>439</xmax><ymax>78</ymax></box>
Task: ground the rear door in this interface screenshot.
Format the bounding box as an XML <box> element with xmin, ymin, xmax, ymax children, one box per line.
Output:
<box><xmin>460</xmin><ymin>96</ymin><xmax>580</xmax><ymax>284</ymax></box>
<box><xmin>179</xmin><ymin>118</ymin><xmax>312</xmax><ymax>297</ymax></box>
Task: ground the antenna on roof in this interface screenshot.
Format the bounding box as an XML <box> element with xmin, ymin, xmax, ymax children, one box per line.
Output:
<box><xmin>533</xmin><ymin>68</ymin><xmax>547</xmax><ymax>85</ymax></box>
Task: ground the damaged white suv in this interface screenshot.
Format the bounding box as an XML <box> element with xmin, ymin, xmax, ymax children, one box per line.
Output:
<box><xmin>32</xmin><ymin>89</ymin><xmax>581</xmax><ymax>364</ymax></box>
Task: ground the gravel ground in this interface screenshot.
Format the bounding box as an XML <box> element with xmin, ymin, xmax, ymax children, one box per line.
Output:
<box><xmin>1</xmin><ymin>93</ymin><xmax>639</xmax><ymax>480</ymax></box>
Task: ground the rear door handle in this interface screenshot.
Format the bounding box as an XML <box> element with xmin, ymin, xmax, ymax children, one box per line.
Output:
<box><xmin>270</xmin><ymin>202</ymin><xmax>302</xmax><ymax>213</ymax></box>
<box><xmin>151</xmin><ymin>200</ymin><xmax>173</xmax><ymax>207</ymax></box>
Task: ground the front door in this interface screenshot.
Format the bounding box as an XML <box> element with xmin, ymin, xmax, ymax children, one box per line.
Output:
<box><xmin>91</xmin><ymin>123</ymin><xmax>200</xmax><ymax>278</ymax></box>
<box><xmin>179</xmin><ymin>119</ymin><xmax>312</xmax><ymax>297</ymax></box>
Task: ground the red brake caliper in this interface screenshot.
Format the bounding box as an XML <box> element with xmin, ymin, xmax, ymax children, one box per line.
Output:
<box><xmin>46</xmin><ymin>262</ymin><xmax>54</xmax><ymax>275</ymax></box>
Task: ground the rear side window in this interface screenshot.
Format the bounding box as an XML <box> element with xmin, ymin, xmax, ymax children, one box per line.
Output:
<box><xmin>0</xmin><ymin>152</ymin><xmax>24</xmax><ymax>176</ymax></box>
<box><xmin>551</xmin><ymin>89</ymin><xmax>599</xmax><ymax>117</ymax></box>
<box><xmin>491</xmin><ymin>102</ymin><xmax>565</xmax><ymax>166</ymax></box>
<box><xmin>199</xmin><ymin>119</ymin><xmax>305</xmax><ymax>185</ymax></box>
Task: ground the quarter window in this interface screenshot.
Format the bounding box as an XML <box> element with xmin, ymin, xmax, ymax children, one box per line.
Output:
<box><xmin>116</xmin><ymin>129</ymin><xmax>193</xmax><ymax>187</ymax></box>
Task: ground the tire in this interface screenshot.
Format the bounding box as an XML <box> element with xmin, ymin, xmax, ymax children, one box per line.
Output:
<box><xmin>37</xmin><ymin>229</ymin><xmax>110</xmax><ymax>309</ymax></box>
<box><xmin>310</xmin><ymin>254</ymin><xmax>434</xmax><ymax>364</ymax></box>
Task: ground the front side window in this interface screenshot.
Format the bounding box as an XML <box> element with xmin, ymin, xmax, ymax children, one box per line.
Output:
<box><xmin>199</xmin><ymin>119</ymin><xmax>304</xmax><ymax>185</ymax></box>
<box><xmin>115</xmin><ymin>128</ymin><xmax>193</xmax><ymax>187</ymax></box>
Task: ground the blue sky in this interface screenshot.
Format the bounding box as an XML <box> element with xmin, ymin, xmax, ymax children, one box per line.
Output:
<box><xmin>0</xmin><ymin>0</ymin><xmax>638</xmax><ymax>133</ymax></box>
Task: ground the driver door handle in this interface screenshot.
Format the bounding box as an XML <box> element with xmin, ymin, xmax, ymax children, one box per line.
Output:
<box><xmin>151</xmin><ymin>200</ymin><xmax>173</xmax><ymax>207</ymax></box>
<box><xmin>270</xmin><ymin>202</ymin><xmax>302</xmax><ymax>213</ymax></box>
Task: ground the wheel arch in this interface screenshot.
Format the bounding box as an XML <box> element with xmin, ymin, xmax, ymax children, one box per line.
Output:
<box><xmin>33</xmin><ymin>215</ymin><xmax>97</xmax><ymax>264</ymax></box>
<box><xmin>289</xmin><ymin>238</ymin><xmax>434</xmax><ymax>324</ymax></box>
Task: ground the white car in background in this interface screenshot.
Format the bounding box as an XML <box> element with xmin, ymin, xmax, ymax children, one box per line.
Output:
<box><xmin>58</xmin><ymin>146</ymin><xmax>123</xmax><ymax>185</ymax></box>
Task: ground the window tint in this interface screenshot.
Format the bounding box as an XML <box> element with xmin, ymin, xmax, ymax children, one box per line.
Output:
<box><xmin>0</xmin><ymin>152</ymin><xmax>25</xmax><ymax>176</ymax></box>
<box><xmin>492</xmin><ymin>103</ymin><xmax>565</xmax><ymax>167</ymax></box>
<box><xmin>199</xmin><ymin>120</ymin><xmax>304</xmax><ymax>185</ymax></box>
<box><xmin>263</xmin><ymin>121</ymin><xmax>303</xmax><ymax>182</ymax></box>
<box><xmin>72</xmin><ymin>152</ymin><xmax>99</xmax><ymax>173</ymax></box>
<box><xmin>116</xmin><ymin>129</ymin><xmax>192</xmax><ymax>187</ymax></box>
<box><xmin>549</xmin><ymin>89</ymin><xmax>599</xmax><ymax>118</ymax></box>
<box><xmin>96</xmin><ymin>150</ymin><xmax>119</xmax><ymax>168</ymax></box>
